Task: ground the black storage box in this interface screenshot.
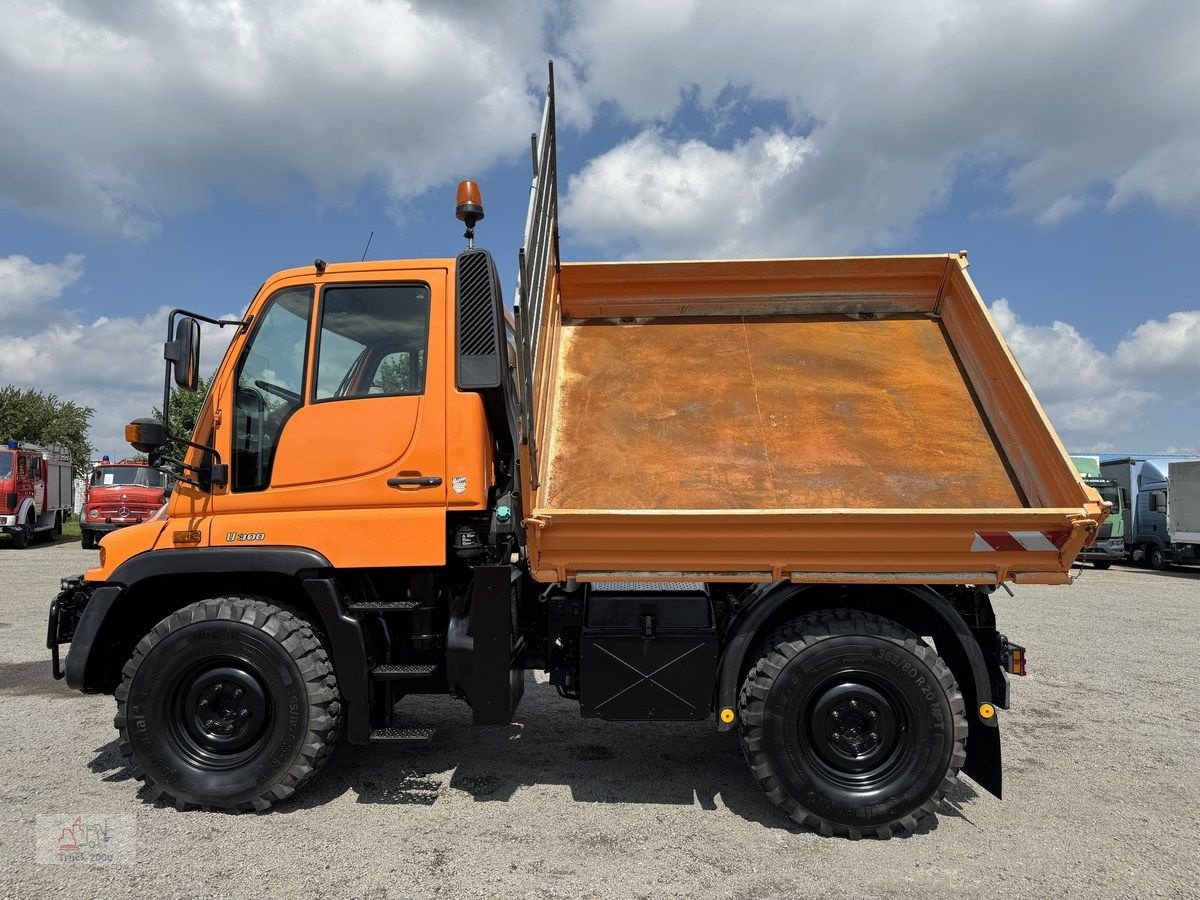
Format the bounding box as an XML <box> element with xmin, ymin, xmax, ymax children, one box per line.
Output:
<box><xmin>579</xmin><ymin>585</ymin><xmax>718</xmax><ymax>721</ymax></box>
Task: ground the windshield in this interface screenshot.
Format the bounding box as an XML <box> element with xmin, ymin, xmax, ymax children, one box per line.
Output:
<box><xmin>1098</xmin><ymin>484</ymin><xmax>1121</xmax><ymax>510</ymax></box>
<box><xmin>90</xmin><ymin>465</ymin><xmax>166</xmax><ymax>488</ymax></box>
<box><xmin>0</xmin><ymin>451</ymin><xmax>10</xmax><ymax>480</ymax></box>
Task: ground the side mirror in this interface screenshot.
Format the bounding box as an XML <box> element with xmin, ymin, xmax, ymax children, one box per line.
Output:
<box><xmin>126</xmin><ymin>418</ymin><xmax>168</xmax><ymax>454</ymax></box>
<box><xmin>165</xmin><ymin>317</ymin><xmax>201</xmax><ymax>391</ymax></box>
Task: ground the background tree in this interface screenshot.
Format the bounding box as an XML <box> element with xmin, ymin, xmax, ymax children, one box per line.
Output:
<box><xmin>0</xmin><ymin>385</ymin><xmax>95</xmax><ymax>476</ymax></box>
<box><xmin>152</xmin><ymin>376</ymin><xmax>210</xmax><ymax>466</ymax></box>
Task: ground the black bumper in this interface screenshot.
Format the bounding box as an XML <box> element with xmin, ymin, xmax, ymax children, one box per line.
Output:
<box><xmin>81</xmin><ymin>519</ymin><xmax>149</xmax><ymax>535</ymax></box>
<box><xmin>47</xmin><ymin>578</ymin><xmax>121</xmax><ymax>687</ymax></box>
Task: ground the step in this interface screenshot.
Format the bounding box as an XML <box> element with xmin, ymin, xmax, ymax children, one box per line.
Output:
<box><xmin>368</xmin><ymin>727</ymin><xmax>435</xmax><ymax>745</ymax></box>
<box><xmin>347</xmin><ymin>600</ymin><xmax>420</xmax><ymax>612</ymax></box>
<box><xmin>371</xmin><ymin>663</ymin><xmax>439</xmax><ymax>680</ymax></box>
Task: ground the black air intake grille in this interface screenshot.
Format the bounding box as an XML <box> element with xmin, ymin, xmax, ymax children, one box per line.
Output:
<box><xmin>457</xmin><ymin>252</ymin><xmax>499</xmax><ymax>358</ymax></box>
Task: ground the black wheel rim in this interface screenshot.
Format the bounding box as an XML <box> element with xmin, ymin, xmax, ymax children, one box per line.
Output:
<box><xmin>801</xmin><ymin>671</ymin><xmax>913</xmax><ymax>792</ymax></box>
<box><xmin>166</xmin><ymin>659</ymin><xmax>273</xmax><ymax>770</ymax></box>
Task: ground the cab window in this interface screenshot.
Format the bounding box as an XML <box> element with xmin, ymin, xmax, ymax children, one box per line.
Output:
<box><xmin>232</xmin><ymin>286</ymin><xmax>313</xmax><ymax>492</ymax></box>
<box><xmin>313</xmin><ymin>284</ymin><xmax>429</xmax><ymax>401</ymax></box>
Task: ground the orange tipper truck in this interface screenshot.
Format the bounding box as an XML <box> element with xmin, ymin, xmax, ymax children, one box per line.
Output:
<box><xmin>47</xmin><ymin>69</ymin><xmax>1106</xmax><ymax>838</ymax></box>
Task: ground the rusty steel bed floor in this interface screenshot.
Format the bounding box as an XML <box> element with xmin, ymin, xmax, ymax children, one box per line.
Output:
<box><xmin>542</xmin><ymin>314</ymin><xmax>1025</xmax><ymax>511</ymax></box>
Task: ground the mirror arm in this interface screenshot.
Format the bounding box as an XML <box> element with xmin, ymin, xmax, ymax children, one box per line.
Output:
<box><xmin>158</xmin><ymin>306</ymin><xmax>251</xmax><ymax>489</ymax></box>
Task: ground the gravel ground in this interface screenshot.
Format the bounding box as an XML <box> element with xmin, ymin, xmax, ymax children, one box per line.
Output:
<box><xmin>1</xmin><ymin>539</ymin><xmax>1198</xmax><ymax>899</ymax></box>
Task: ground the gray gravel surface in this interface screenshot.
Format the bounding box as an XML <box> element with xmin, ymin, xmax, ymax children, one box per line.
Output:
<box><xmin>1</xmin><ymin>539</ymin><xmax>1198</xmax><ymax>898</ymax></box>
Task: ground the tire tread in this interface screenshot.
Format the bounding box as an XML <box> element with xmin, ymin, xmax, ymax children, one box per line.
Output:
<box><xmin>114</xmin><ymin>595</ymin><xmax>342</xmax><ymax>813</ymax></box>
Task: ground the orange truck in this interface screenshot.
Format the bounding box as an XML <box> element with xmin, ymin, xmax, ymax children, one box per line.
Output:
<box><xmin>47</xmin><ymin>69</ymin><xmax>1105</xmax><ymax>838</ymax></box>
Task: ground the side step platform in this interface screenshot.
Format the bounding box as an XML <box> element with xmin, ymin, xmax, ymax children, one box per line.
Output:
<box><xmin>348</xmin><ymin>600</ymin><xmax>420</xmax><ymax>612</ymax></box>
<box><xmin>368</xmin><ymin>727</ymin><xmax>435</xmax><ymax>745</ymax></box>
<box><xmin>371</xmin><ymin>663</ymin><xmax>439</xmax><ymax>680</ymax></box>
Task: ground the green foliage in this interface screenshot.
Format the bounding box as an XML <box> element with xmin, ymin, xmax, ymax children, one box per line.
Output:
<box><xmin>375</xmin><ymin>350</ymin><xmax>424</xmax><ymax>393</ymax></box>
<box><xmin>152</xmin><ymin>376</ymin><xmax>210</xmax><ymax>466</ymax></box>
<box><xmin>0</xmin><ymin>385</ymin><xmax>94</xmax><ymax>477</ymax></box>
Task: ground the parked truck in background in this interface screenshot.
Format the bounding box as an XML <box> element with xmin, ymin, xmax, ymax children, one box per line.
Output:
<box><xmin>1102</xmin><ymin>456</ymin><xmax>1200</xmax><ymax>570</ymax></box>
<box><xmin>45</xmin><ymin>68</ymin><xmax>1106</xmax><ymax>839</ymax></box>
<box><xmin>80</xmin><ymin>459</ymin><xmax>171</xmax><ymax>550</ymax></box>
<box><xmin>1070</xmin><ymin>455</ymin><xmax>1124</xmax><ymax>569</ymax></box>
<box><xmin>0</xmin><ymin>439</ymin><xmax>73</xmax><ymax>548</ymax></box>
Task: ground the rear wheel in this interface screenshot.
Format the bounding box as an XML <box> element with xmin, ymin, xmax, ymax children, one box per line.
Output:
<box><xmin>738</xmin><ymin>610</ymin><xmax>967</xmax><ymax>838</ymax></box>
<box><xmin>1147</xmin><ymin>545</ymin><xmax>1168</xmax><ymax>571</ymax></box>
<box><xmin>115</xmin><ymin>596</ymin><xmax>341</xmax><ymax>811</ymax></box>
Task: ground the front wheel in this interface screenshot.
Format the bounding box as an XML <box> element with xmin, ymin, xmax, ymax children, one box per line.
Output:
<box><xmin>738</xmin><ymin>610</ymin><xmax>967</xmax><ymax>839</ymax></box>
<box><xmin>115</xmin><ymin>597</ymin><xmax>342</xmax><ymax>811</ymax></box>
<box><xmin>80</xmin><ymin>529</ymin><xmax>96</xmax><ymax>550</ymax></box>
<box><xmin>1092</xmin><ymin>561</ymin><xmax>1113</xmax><ymax>570</ymax></box>
<box><xmin>9</xmin><ymin>514</ymin><xmax>31</xmax><ymax>549</ymax></box>
<box><xmin>1147</xmin><ymin>545</ymin><xmax>1168</xmax><ymax>571</ymax></box>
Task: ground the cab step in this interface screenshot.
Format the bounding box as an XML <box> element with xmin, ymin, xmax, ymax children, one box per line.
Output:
<box><xmin>368</xmin><ymin>727</ymin><xmax>435</xmax><ymax>744</ymax></box>
<box><xmin>347</xmin><ymin>600</ymin><xmax>420</xmax><ymax>612</ymax></box>
<box><xmin>371</xmin><ymin>663</ymin><xmax>439</xmax><ymax>680</ymax></box>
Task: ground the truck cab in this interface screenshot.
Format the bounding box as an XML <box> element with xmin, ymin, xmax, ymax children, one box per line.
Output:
<box><xmin>1</xmin><ymin>440</ymin><xmax>72</xmax><ymax>548</ymax></box>
<box><xmin>1101</xmin><ymin>456</ymin><xmax>1200</xmax><ymax>570</ymax></box>
<box><xmin>1069</xmin><ymin>455</ymin><xmax>1124</xmax><ymax>568</ymax></box>
<box><xmin>81</xmin><ymin>460</ymin><xmax>171</xmax><ymax>550</ymax></box>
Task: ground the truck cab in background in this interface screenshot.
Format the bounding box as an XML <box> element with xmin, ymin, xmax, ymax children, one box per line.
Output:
<box><xmin>0</xmin><ymin>440</ymin><xmax>73</xmax><ymax>548</ymax></box>
<box><xmin>80</xmin><ymin>460</ymin><xmax>171</xmax><ymax>550</ymax></box>
<box><xmin>1101</xmin><ymin>456</ymin><xmax>1200</xmax><ymax>570</ymax></box>
<box><xmin>1069</xmin><ymin>455</ymin><xmax>1124</xmax><ymax>569</ymax></box>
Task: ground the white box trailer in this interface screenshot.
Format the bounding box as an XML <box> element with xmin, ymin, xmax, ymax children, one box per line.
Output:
<box><xmin>1168</xmin><ymin>460</ymin><xmax>1200</xmax><ymax>545</ymax></box>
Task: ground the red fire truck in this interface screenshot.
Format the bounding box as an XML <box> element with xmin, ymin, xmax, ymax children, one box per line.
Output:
<box><xmin>80</xmin><ymin>459</ymin><xmax>170</xmax><ymax>549</ymax></box>
<box><xmin>0</xmin><ymin>440</ymin><xmax>73</xmax><ymax>548</ymax></box>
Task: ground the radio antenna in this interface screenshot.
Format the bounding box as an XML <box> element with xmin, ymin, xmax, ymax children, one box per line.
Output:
<box><xmin>360</xmin><ymin>230</ymin><xmax>374</xmax><ymax>262</ymax></box>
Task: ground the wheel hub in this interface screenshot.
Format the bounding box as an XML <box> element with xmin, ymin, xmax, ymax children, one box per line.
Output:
<box><xmin>179</xmin><ymin>665</ymin><xmax>269</xmax><ymax>757</ymax></box>
<box><xmin>808</xmin><ymin>681</ymin><xmax>903</xmax><ymax>776</ymax></box>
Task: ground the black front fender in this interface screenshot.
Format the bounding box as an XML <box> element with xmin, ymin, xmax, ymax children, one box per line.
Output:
<box><xmin>58</xmin><ymin>547</ymin><xmax>366</xmax><ymax>705</ymax></box>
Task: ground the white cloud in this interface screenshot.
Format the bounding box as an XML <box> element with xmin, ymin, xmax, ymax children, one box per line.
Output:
<box><xmin>562</xmin><ymin>129</ymin><xmax>812</xmax><ymax>258</ymax></box>
<box><xmin>0</xmin><ymin>252</ymin><xmax>239</xmax><ymax>458</ymax></box>
<box><xmin>0</xmin><ymin>254</ymin><xmax>85</xmax><ymax>324</ymax></box>
<box><xmin>1113</xmin><ymin>311</ymin><xmax>1200</xmax><ymax>378</ymax></box>
<box><xmin>0</xmin><ymin>0</ymin><xmax>550</xmax><ymax>237</ymax></box>
<box><xmin>561</xmin><ymin>1</ymin><xmax>1200</xmax><ymax>257</ymax></box>
<box><xmin>989</xmin><ymin>299</ymin><xmax>1112</xmax><ymax>404</ymax></box>
<box><xmin>990</xmin><ymin>298</ymin><xmax>1200</xmax><ymax>452</ymax></box>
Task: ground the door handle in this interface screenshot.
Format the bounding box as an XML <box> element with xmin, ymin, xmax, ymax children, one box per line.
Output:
<box><xmin>387</xmin><ymin>475</ymin><xmax>443</xmax><ymax>488</ymax></box>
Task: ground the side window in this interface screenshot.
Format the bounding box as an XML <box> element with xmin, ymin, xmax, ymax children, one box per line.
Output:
<box><xmin>17</xmin><ymin>455</ymin><xmax>27</xmax><ymax>477</ymax></box>
<box><xmin>233</xmin><ymin>286</ymin><xmax>313</xmax><ymax>492</ymax></box>
<box><xmin>314</xmin><ymin>284</ymin><xmax>429</xmax><ymax>401</ymax></box>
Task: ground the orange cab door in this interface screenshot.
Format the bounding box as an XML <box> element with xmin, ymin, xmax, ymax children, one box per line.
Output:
<box><xmin>211</xmin><ymin>270</ymin><xmax>448</xmax><ymax>568</ymax></box>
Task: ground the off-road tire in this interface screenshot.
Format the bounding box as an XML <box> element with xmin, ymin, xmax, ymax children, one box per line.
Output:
<box><xmin>1147</xmin><ymin>545</ymin><xmax>1168</xmax><ymax>571</ymax></box>
<box><xmin>114</xmin><ymin>596</ymin><xmax>341</xmax><ymax>812</ymax></box>
<box><xmin>738</xmin><ymin>610</ymin><xmax>967</xmax><ymax>839</ymax></box>
<box><xmin>9</xmin><ymin>514</ymin><xmax>31</xmax><ymax>549</ymax></box>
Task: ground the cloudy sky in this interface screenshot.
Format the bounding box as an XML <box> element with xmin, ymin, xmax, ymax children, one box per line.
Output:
<box><xmin>1</xmin><ymin>0</ymin><xmax>1198</xmax><ymax>458</ymax></box>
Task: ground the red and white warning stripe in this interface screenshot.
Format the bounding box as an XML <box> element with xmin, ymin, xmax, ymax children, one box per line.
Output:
<box><xmin>971</xmin><ymin>531</ymin><xmax>1071</xmax><ymax>552</ymax></box>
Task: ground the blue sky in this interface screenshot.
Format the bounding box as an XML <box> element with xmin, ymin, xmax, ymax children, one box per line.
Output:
<box><xmin>1</xmin><ymin>1</ymin><xmax>1198</xmax><ymax>459</ymax></box>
